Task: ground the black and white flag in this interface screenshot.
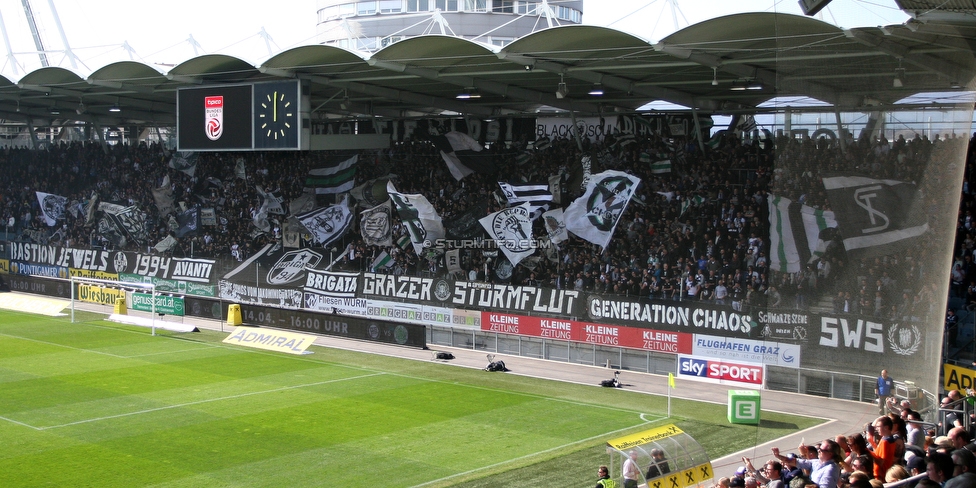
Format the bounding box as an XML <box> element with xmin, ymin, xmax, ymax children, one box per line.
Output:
<box><xmin>498</xmin><ymin>180</ymin><xmax>553</xmax><ymax>220</ymax></box>
<box><xmin>542</xmin><ymin>208</ymin><xmax>569</xmax><ymax>245</ymax></box>
<box><xmin>168</xmin><ymin>152</ymin><xmax>198</xmax><ymax>177</ymax></box>
<box><xmin>360</xmin><ymin>200</ymin><xmax>393</xmax><ymax>247</ymax></box>
<box><xmin>256</xmin><ymin>185</ymin><xmax>285</xmax><ymax>215</ymax></box>
<box><xmin>153</xmin><ymin>175</ymin><xmax>176</xmax><ymax>217</ymax></box>
<box><xmin>822</xmin><ymin>175</ymin><xmax>928</xmax><ymax>259</ymax></box>
<box><xmin>296</xmin><ymin>195</ymin><xmax>354</xmax><ymax>247</ymax></box>
<box><xmin>564</xmin><ymin>170</ymin><xmax>641</xmax><ymax>250</ymax></box>
<box><xmin>479</xmin><ymin>201</ymin><xmax>535</xmax><ymax>266</ymax></box>
<box><xmin>430</xmin><ymin>131</ymin><xmax>498</xmax><ymax>180</ymax></box>
<box><xmin>175</xmin><ymin>206</ymin><xmax>201</xmax><ymax>238</ymax></box>
<box><xmin>102</xmin><ymin>204</ymin><xmax>148</xmax><ymax>244</ymax></box>
<box><xmin>387</xmin><ymin>181</ymin><xmax>445</xmax><ymax>255</ymax></box>
<box><xmin>35</xmin><ymin>191</ymin><xmax>67</xmax><ymax>227</ymax></box>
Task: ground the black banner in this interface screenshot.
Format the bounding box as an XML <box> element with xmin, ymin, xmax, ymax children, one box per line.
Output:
<box><xmin>4</xmin><ymin>274</ymin><xmax>72</xmax><ymax>298</ymax></box>
<box><xmin>236</xmin><ymin>303</ymin><xmax>425</xmax><ymax>348</ymax></box>
<box><xmin>4</xmin><ymin>242</ymin><xmax>216</xmax><ymax>283</ymax></box>
<box><xmin>359</xmin><ymin>272</ymin><xmax>581</xmax><ymax>317</ymax></box>
<box><xmin>584</xmin><ymin>293</ymin><xmax>760</xmax><ymax>339</ymax></box>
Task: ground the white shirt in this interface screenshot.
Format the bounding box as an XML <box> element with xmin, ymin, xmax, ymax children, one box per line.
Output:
<box><xmin>623</xmin><ymin>457</ymin><xmax>640</xmax><ymax>481</ymax></box>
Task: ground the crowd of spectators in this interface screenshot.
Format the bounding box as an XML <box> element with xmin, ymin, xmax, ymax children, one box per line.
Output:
<box><xmin>705</xmin><ymin>390</ymin><xmax>976</xmax><ymax>488</ymax></box>
<box><xmin>0</xmin><ymin>124</ymin><xmax>970</xmax><ymax>321</ymax></box>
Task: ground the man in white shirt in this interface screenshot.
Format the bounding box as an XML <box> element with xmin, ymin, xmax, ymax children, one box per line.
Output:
<box><xmin>623</xmin><ymin>451</ymin><xmax>641</xmax><ymax>488</ymax></box>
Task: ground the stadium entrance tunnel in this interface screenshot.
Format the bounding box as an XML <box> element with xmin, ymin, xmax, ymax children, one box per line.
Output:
<box><xmin>606</xmin><ymin>424</ymin><xmax>713</xmax><ymax>488</ymax></box>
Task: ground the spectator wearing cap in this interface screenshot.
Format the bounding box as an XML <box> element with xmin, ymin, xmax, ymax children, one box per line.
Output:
<box><xmin>934</xmin><ymin>436</ymin><xmax>955</xmax><ymax>453</ymax></box>
<box><xmin>906</xmin><ymin>454</ymin><xmax>927</xmax><ymax>478</ymax></box>
<box><xmin>772</xmin><ymin>439</ymin><xmax>841</xmax><ymax>488</ymax></box>
<box><xmin>946</xmin><ymin>449</ymin><xmax>976</xmax><ymax>488</ymax></box>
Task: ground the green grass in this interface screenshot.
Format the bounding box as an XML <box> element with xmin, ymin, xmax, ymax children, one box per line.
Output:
<box><xmin>0</xmin><ymin>309</ymin><xmax>822</xmax><ymax>487</ymax></box>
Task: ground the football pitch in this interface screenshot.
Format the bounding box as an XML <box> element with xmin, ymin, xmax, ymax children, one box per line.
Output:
<box><xmin>0</xmin><ymin>308</ymin><xmax>821</xmax><ymax>487</ymax></box>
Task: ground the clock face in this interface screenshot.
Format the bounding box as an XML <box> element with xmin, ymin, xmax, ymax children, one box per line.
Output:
<box><xmin>253</xmin><ymin>81</ymin><xmax>300</xmax><ymax>149</ymax></box>
<box><xmin>258</xmin><ymin>90</ymin><xmax>293</xmax><ymax>139</ymax></box>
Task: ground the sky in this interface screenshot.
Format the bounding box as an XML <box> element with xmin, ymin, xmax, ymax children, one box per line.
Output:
<box><xmin>0</xmin><ymin>0</ymin><xmax>910</xmax><ymax>80</ymax></box>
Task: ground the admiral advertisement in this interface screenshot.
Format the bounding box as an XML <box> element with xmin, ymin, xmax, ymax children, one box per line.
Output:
<box><xmin>5</xmin><ymin>242</ymin><xmax>215</xmax><ymax>283</ymax></box>
<box><xmin>359</xmin><ymin>272</ymin><xmax>581</xmax><ymax>317</ymax></box>
<box><xmin>585</xmin><ymin>294</ymin><xmax>758</xmax><ymax>339</ymax></box>
<box><xmin>676</xmin><ymin>354</ymin><xmax>765</xmax><ymax>387</ymax></box>
<box><xmin>219</xmin><ymin>244</ymin><xmax>321</xmax><ymax>308</ymax></box>
<box><xmin>480</xmin><ymin>311</ymin><xmax>693</xmax><ymax>354</ymax></box>
<box><xmin>235</xmin><ymin>302</ymin><xmax>425</xmax><ymax>348</ymax></box>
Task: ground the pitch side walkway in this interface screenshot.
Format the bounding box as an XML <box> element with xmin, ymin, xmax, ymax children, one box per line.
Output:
<box><xmin>65</xmin><ymin>297</ymin><xmax>878</xmax><ymax>479</ymax></box>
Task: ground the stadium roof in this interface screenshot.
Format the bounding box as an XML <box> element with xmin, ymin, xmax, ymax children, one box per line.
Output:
<box><xmin>0</xmin><ymin>11</ymin><xmax>974</xmax><ymax>128</ymax></box>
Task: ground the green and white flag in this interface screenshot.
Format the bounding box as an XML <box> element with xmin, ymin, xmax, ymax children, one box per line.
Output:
<box><xmin>680</xmin><ymin>195</ymin><xmax>704</xmax><ymax>216</ymax></box>
<box><xmin>650</xmin><ymin>160</ymin><xmax>671</xmax><ymax>174</ymax></box>
<box><xmin>767</xmin><ymin>195</ymin><xmax>838</xmax><ymax>273</ymax></box>
<box><xmin>371</xmin><ymin>251</ymin><xmax>394</xmax><ymax>270</ymax></box>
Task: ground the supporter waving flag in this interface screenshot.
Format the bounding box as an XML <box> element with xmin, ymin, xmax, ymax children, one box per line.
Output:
<box><xmin>564</xmin><ymin>170</ymin><xmax>641</xmax><ymax>251</ymax></box>
<box><xmin>360</xmin><ymin>200</ymin><xmax>393</xmax><ymax>247</ymax></box>
<box><xmin>479</xmin><ymin>202</ymin><xmax>535</xmax><ymax>266</ymax></box>
<box><xmin>822</xmin><ymin>175</ymin><xmax>928</xmax><ymax>259</ymax></box>
<box><xmin>429</xmin><ymin>131</ymin><xmax>498</xmax><ymax>180</ymax></box>
<box><xmin>498</xmin><ymin>180</ymin><xmax>553</xmax><ymax>220</ymax></box>
<box><xmin>35</xmin><ymin>191</ymin><xmax>67</xmax><ymax>227</ymax></box>
<box><xmin>767</xmin><ymin>195</ymin><xmax>837</xmax><ymax>273</ymax></box>
<box><xmin>296</xmin><ymin>194</ymin><xmax>354</xmax><ymax>247</ymax></box>
<box><xmin>387</xmin><ymin>181</ymin><xmax>445</xmax><ymax>255</ymax></box>
<box><xmin>305</xmin><ymin>152</ymin><xmax>358</xmax><ymax>194</ymax></box>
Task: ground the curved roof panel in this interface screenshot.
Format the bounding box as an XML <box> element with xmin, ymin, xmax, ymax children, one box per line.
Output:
<box><xmin>0</xmin><ymin>12</ymin><xmax>971</xmax><ymax>128</ymax></box>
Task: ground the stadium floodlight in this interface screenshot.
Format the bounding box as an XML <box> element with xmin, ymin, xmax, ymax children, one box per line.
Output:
<box><xmin>798</xmin><ymin>0</ymin><xmax>832</xmax><ymax>16</ymax></box>
<box><xmin>555</xmin><ymin>74</ymin><xmax>569</xmax><ymax>99</ymax></box>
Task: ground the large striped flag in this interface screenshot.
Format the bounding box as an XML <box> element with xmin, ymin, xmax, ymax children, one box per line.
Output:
<box><xmin>305</xmin><ymin>152</ymin><xmax>358</xmax><ymax>194</ymax></box>
<box><xmin>768</xmin><ymin>195</ymin><xmax>838</xmax><ymax>273</ymax></box>
<box><xmin>498</xmin><ymin>180</ymin><xmax>553</xmax><ymax>220</ymax></box>
<box><xmin>822</xmin><ymin>175</ymin><xmax>928</xmax><ymax>259</ymax></box>
<box><xmin>650</xmin><ymin>159</ymin><xmax>672</xmax><ymax>174</ymax></box>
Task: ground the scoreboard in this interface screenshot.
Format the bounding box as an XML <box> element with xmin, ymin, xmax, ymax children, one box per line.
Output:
<box><xmin>177</xmin><ymin>80</ymin><xmax>306</xmax><ymax>151</ymax></box>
